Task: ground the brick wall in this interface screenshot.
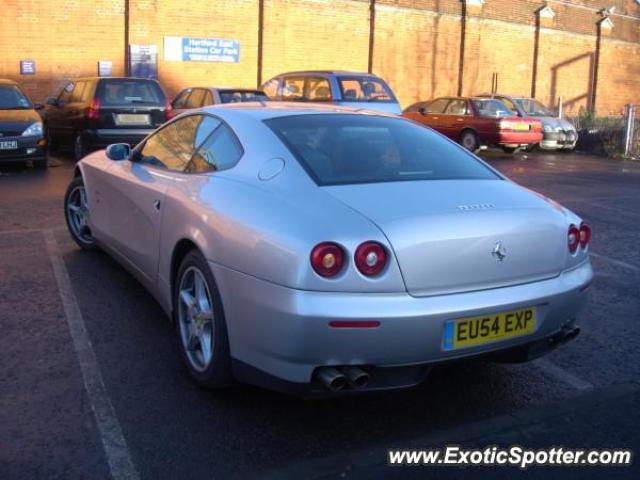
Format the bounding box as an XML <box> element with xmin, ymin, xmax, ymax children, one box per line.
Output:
<box><xmin>1</xmin><ymin>0</ymin><xmax>639</xmax><ymax>115</ymax></box>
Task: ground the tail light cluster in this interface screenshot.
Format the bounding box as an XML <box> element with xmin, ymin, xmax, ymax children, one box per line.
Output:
<box><xmin>311</xmin><ymin>241</ymin><xmax>387</xmax><ymax>278</ymax></box>
<box><xmin>165</xmin><ymin>99</ymin><xmax>175</xmax><ymax>120</ymax></box>
<box><xmin>87</xmin><ymin>98</ymin><xmax>100</xmax><ymax>120</ymax></box>
<box><xmin>568</xmin><ymin>222</ymin><xmax>591</xmax><ymax>253</ymax></box>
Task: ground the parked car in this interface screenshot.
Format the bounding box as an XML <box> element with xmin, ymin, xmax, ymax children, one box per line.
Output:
<box><xmin>0</xmin><ymin>79</ymin><xmax>47</xmax><ymax>168</ymax></box>
<box><xmin>43</xmin><ymin>77</ymin><xmax>172</xmax><ymax>160</ymax></box>
<box><xmin>171</xmin><ymin>87</ymin><xmax>268</xmax><ymax>115</ymax></box>
<box><xmin>64</xmin><ymin>103</ymin><xmax>591</xmax><ymax>396</ymax></box>
<box><xmin>261</xmin><ymin>70</ymin><xmax>401</xmax><ymax>114</ymax></box>
<box><xmin>404</xmin><ymin>96</ymin><xmax>543</xmax><ymax>153</ymax></box>
<box><xmin>477</xmin><ymin>94</ymin><xmax>578</xmax><ymax>151</ymax></box>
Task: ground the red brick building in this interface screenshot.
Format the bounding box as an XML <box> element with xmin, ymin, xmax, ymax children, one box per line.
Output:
<box><xmin>1</xmin><ymin>0</ymin><xmax>639</xmax><ymax>115</ymax></box>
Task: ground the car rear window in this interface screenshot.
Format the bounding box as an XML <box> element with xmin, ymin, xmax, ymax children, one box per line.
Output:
<box><xmin>265</xmin><ymin>114</ymin><xmax>498</xmax><ymax>186</ymax></box>
<box><xmin>97</xmin><ymin>79</ymin><xmax>165</xmax><ymax>106</ymax></box>
<box><xmin>219</xmin><ymin>90</ymin><xmax>268</xmax><ymax>103</ymax></box>
<box><xmin>472</xmin><ymin>99</ymin><xmax>515</xmax><ymax>118</ymax></box>
<box><xmin>338</xmin><ymin>76</ymin><xmax>395</xmax><ymax>103</ymax></box>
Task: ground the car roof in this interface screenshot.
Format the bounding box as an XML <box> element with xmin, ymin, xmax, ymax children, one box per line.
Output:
<box><xmin>199</xmin><ymin>101</ymin><xmax>398</xmax><ymax>121</ymax></box>
<box><xmin>182</xmin><ymin>87</ymin><xmax>264</xmax><ymax>92</ymax></box>
<box><xmin>0</xmin><ymin>79</ymin><xmax>19</xmax><ymax>86</ymax></box>
<box><xmin>273</xmin><ymin>70</ymin><xmax>377</xmax><ymax>77</ymax></box>
<box><xmin>72</xmin><ymin>77</ymin><xmax>158</xmax><ymax>82</ymax></box>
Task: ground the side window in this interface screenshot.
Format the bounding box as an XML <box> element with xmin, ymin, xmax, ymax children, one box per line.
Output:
<box><xmin>58</xmin><ymin>82</ymin><xmax>74</xmax><ymax>106</ymax></box>
<box><xmin>500</xmin><ymin>97</ymin><xmax>517</xmax><ymax>112</ymax></box>
<box><xmin>172</xmin><ymin>89</ymin><xmax>191</xmax><ymax>109</ymax></box>
<box><xmin>261</xmin><ymin>78</ymin><xmax>279</xmax><ymax>98</ymax></box>
<box><xmin>185</xmin><ymin>89</ymin><xmax>205</xmax><ymax>108</ymax></box>
<box><xmin>306</xmin><ymin>77</ymin><xmax>332</xmax><ymax>102</ymax></box>
<box><xmin>425</xmin><ymin>98</ymin><xmax>449</xmax><ymax>114</ymax></box>
<box><xmin>70</xmin><ymin>81</ymin><xmax>85</xmax><ymax>103</ymax></box>
<box><xmin>445</xmin><ymin>99</ymin><xmax>468</xmax><ymax>115</ymax></box>
<box><xmin>139</xmin><ymin>115</ymin><xmax>203</xmax><ymax>172</ymax></box>
<box><xmin>203</xmin><ymin>90</ymin><xmax>214</xmax><ymax>106</ymax></box>
<box><xmin>188</xmin><ymin>122</ymin><xmax>243</xmax><ymax>173</ymax></box>
<box><xmin>282</xmin><ymin>77</ymin><xmax>305</xmax><ymax>101</ymax></box>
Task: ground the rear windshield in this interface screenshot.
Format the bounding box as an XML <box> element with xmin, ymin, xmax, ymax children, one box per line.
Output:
<box><xmin>337</xmin><ymin>76</ymin><xmax>396</xmax><ymax>103</ymax></box>
<box><xmin>97</xmin><ymin>79</ymin><xmax>165</xmax><ymax>106</ymax></box>
<box><xmin>471</xmin><ymin>99</ymin><xmax>515</xmax><ymax>118</ymax></box>
<box><xmin>219</xmin><ymin>90</ymin><xmax>268</xmax><ymax>104</ymax></box>
<box><xmin>513</xmin><ymin>98</ymin><xmax>554</xmax><ymax>117</ymax></box>
<box><xmin>0</xmin><ymin>85</ymin><xmax>32</xmax><ymax>110</ymax></box>
<box><xmin>265</xmin><ymin>114</ymin><xmax>498</xmax><ymax>186</ymax></box>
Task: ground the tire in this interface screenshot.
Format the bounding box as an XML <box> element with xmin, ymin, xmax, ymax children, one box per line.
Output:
<box><xmin>174</xmin><ymin>250</ymin><xmax>233</xmax><ymax>389</ymax></box>
<box><xmin>459</xmin><ymin>130</ymin><xmax>479</xmax><ymax>152</ymax></box>
<box><xmin>74</xmin><ymin>132</ymin><xmax>87</xmax><ymax>161</ymax></box>
<box><xmin>45</xmin><ymin>125</ymin><xmax>58</xmax><ymax>153</ymax></box>
<box><xmin>502</xmin><ymin>146</ymin><xmax>519</xmax><ymax>154</ymax></box>
<box><xmin>33</xmin><ymin>157</ymin><xmax>48</xmax><ymax>169</ymax></box>
<box><xmin>64</xmin><ymin>176</ymin><xmax>97</xmax><ymax>250</ymax></box>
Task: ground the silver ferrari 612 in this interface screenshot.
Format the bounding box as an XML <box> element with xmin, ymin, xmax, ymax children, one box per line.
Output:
<box><xmin>64</xmin><ymin>103</ymin><xmax>593</xmax><ymax>396</ymax></box>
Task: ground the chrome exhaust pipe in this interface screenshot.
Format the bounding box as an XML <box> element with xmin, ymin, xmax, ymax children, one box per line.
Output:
<box><xmin>314</xmin><ymin>367</ymin><xmax>347</xmax><ymax>392</ymax></box>
<box><xmin>341</xmin><ymin>366</ymin><xmax>370</xmax><ymax>389</ymax></box>
<box><xmin>558</xmin><ymin>325</ymin><xmax>580</xmax><ymax>344</ymax></box>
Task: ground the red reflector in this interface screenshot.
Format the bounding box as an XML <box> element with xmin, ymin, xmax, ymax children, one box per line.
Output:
<box><xmin>579</xmin><ymin>222</ymin><xmax>591</xmax><ymax>249</ymax></box>
<box><xmin>328</xmin><ymin>320</ymin><xmax>381</xmax><ymax>329</ymax></box>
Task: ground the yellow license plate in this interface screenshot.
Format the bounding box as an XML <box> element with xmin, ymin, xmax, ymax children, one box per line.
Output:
<box><xmin>115</xmin><ymin>114</ymin><xmax>150</xmax><ymax>125</ymax></box>
<box><xmin>442</xmin><ymin>307</ymin><xmax>536</xmax><ymax>351</ymax></box>
<box><xmin>513</xmin><ymin>123</ymin><xmax>530</xmax><ymax>131</ymax></box>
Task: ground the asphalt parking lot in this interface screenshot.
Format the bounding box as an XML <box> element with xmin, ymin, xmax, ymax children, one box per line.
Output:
<box><xmin>1</xmin><ymin>150</ymin><xmax>639</xmax><ymax>479</ymax></box>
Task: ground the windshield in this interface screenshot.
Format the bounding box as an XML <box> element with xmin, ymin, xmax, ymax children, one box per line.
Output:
<box><xmin>219</xmin><ymin>90</ymin><xmax>268</xmax><ymax>103</ymax></box>
<box><xmin>471</xmin><ymin>99</ymin><xmax>515</xmax><ymax>118</ymax></box>
<box><xmin>0</xmin><ymin>85</ymin><xmax>32</xmax><ymax>110</ymax></box>
<box><xmin>337</xmin><ymin>76</ymin><xmax>396</xmax><ymax>103</ymax></box>
<box><xmin>514</xmin><ymin>98</ymin><xmax>554</xmax><ymax>117</ymax></box>
<box><xmin>97</xmin><ymin>79</ymin><xmax>165</xmax><ymax>106</ymax></box>
<box><xmin>265</xmin><ymin>114</ymin><xmax>498</xmax><ymax>186</ymax></box>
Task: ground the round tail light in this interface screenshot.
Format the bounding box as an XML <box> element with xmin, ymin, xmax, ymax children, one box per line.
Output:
<box><xmin>579</xmin><ymin>222</ymin><xmax>591</xmax><ymax>249</ymax></box>
<box><xmin>310</xmin><ymin>242</ymin><xmax>345</xmax><ymax>277</ymax></box>
<box><xmin>354</xmin><ymin>241</ymin><xmax>387</xmax><ymax>276</ymax></box>
<box><xmin>568</xmin><ymin>224</ymin><xmax>580</xmax><ymax>253</ymax></box>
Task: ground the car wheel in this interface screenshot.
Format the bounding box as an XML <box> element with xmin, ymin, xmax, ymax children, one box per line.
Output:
<box><xmin>33</xmin><ymin>157</ymin><xmax>48</xmax><ymax>169</ymax></box>
<box><xmin>502</xmin><ymin>146</ymin><xmax>519</xmax><ymax>154</ymax></box>
<box><xmin>45</xmin><ymin>126</ymin><xmax>58</xmax><ymax>152</ymax></box>
<box><xmin>64</xmin><ymin>176</ymin><xmax>97</xmax><ymax>250</ymax></box>
<box><xmin>460</xmin><ymin>130</ymin><xmax>479</xmax><ymax>152</ymax></box>
<box><xmin>174</xmin><ymin>250</ymin><xmax>233</xmax><ymax>389</ymax></box>
<box><xmin>74</xmin><ymin>132</ymin><xmax>87</xmax><ymax>161</ymax></box>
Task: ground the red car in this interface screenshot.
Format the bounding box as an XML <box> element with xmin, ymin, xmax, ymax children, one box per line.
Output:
<box><xmin>404</xmin><ymin>96</ymin><xmax>543</xmax><ymax>153</ymax></box>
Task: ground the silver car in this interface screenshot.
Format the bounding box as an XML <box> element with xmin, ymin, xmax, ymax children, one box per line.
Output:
<box><xmin>478</xmin><ymin>94</ymin><xmax>578</xmax><ymax>150</ymax></box>
<box><xmin>64</xmin><ymin>103</ymin><xmax>593</xmax><ymax>396</ymax></box>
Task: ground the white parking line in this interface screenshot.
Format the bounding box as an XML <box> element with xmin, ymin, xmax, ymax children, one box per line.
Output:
<box><xmin>43</xmin><ymin>230</ymin><xmax>140</xmax><ymax>480</ymax></box>
<box><xmin>533</xmin><ymin>358</ymin><xmax>594</xmax><ymax>391</ymax></box>
<box><xmin>590</xmin><ymin>252</ymin><xmax>640</xmax><ymax>273</ymax></box>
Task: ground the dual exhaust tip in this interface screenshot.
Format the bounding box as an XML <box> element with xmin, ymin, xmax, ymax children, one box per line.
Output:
<box><xmin>314</xmin><ymin>366</ymin><xmax>370</xmax><ymax>392</ymax></box>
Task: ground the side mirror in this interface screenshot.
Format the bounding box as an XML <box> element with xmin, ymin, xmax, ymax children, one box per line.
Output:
<box><xmin>105</xmin><ymin>143</ymin><xmax>131</xmax><ymax>161</ymax></box>
<box><xmin>45</xmin><ymin>97</ymin><xmax>58</xmax><ymax>107</ymax></box>
<box><xmin>33</xmin><ymin>103</ymin><xmax>45</xmax><ymax>111</ymax></box>
<box><xmin>418</xmin><ymin>107</ymin><xmax>427</xmax><ymax>115</ymax></box>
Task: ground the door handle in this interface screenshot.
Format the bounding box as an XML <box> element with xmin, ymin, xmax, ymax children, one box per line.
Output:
<box><xmin>154</xmin><ymin>200</ymin><xmax>161</xmax><ymax>211</ymax></box>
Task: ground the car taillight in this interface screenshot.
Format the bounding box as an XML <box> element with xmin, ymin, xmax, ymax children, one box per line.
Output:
<box><xmin>87</xmin><ymin>98</ymin><xmax>100</xmax><ymax>120</ymax></box>
<box><xmin>579</xmin><ymin>222</ymin><xmax>591</xmax><ymax>249</ymax></box>
<box><xmin>165</xmin><ymin>99</ymin><xmax>175</xmax><ymax>120</ymax></box>
<box><xmin>532</xmin><ymin>121</ymin><xmax>542</xmax><ymax>132</ymax></box>
<box><xmin>310</xmin><ymin>242</ymin><xmax>345</xmax><ymax>277</ymax></box>
<box><xmin>354</xmin><ymin>241</ymin><xmax>387</xmax><ymax>276</ymax></box>
<box><xmin>568</xmin><ymin>224</ymin><xmax>580</xmax><ymax>253</ymax></box>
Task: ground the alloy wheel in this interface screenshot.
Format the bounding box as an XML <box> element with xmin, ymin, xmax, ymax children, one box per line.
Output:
<box><xmin>178</xmin><ymin>266</ymin><xmax>215</xmax><ymax>373</ymax></box>
<box><xmin>66</xmin><ymin>185</ymin><xmax>93</xmax><ymax>244</ymax></box>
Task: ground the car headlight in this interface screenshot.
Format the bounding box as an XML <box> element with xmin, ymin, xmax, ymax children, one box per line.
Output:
<box><xmin>543</xmin><ymin>124</ymin><xmax>553</xmax><ymax>133</ymax></box>
<box><xmin>22</xmin><ymin>122</ymin><xmax>43</xmax><ymax>137</ymax></box>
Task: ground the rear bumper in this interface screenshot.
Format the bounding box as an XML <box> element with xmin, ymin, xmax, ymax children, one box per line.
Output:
<box><xmin>212</xmin><ymin>260</ymin><xmax>593</xmax><ymax>395</ymax></box>
<box><xmin>83</xmin><ymin>128</ymin><xmax>155</xmax><ymax>148</ymax></box>
<box><xmin>0</xmin><ymin>135</ymin><xmax>46</xmax><ymax>163</ymax></box>
<box><xmin>494</xmin><ymin>131</ymin><xmax>543</xmax><ymax>147</ymax></box>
